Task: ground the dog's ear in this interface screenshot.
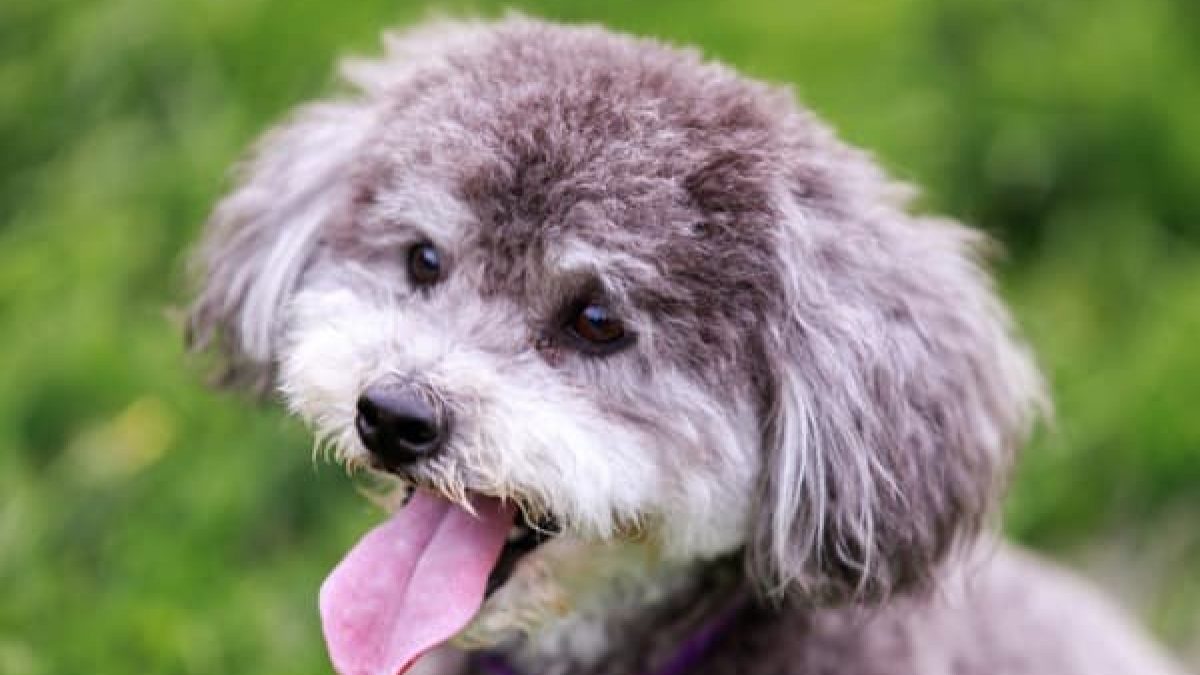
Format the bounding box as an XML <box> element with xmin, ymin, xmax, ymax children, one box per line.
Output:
<box><xmin>747</xmin><ymin>174</ymin><xmax>1046</xmax><ymax>602</ymax></box>
<box><xmin>186</xmin><ymin>101</ymin><xmax>374</xmax><ymax>392</ymax></box>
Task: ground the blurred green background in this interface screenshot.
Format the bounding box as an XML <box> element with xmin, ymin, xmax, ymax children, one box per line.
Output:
<box><xmin>2</xmin><ymin>0</ymin><xmax>1198</xmax><ymax>672</ymax></box>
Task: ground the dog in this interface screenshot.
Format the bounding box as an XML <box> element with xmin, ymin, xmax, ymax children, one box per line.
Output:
<box><xmin>187</xmin><ymin>16</ymin><xmax>1188</xmax><ymax>675</ymax></box>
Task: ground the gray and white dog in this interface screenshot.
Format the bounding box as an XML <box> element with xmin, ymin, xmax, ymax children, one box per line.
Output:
<box><xmin>188</xmin><ymin>17</ymin><xmax>1187</xmax><ymax>675</ymax></box>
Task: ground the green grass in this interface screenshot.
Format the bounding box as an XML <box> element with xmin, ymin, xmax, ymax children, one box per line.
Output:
<box><xmin>2</xmin><ymin>1</ymin><xmax>1198</xmax><ymax>673</ymax></box>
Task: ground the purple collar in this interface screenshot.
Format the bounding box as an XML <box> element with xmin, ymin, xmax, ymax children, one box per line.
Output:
<box><xmin>469</xmin><ymin>589</ymin><xmax>749</xmax><ymax>675</ymax></box>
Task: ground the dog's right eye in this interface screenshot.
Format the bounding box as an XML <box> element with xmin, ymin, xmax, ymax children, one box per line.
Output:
<box><xmin>407</xmin><ymin>242</ymin><xmax>442</xmax><ymax>286</ymax></box>
<box><xmin>562</xmin><ymin>301</ymin><xmax>634</xmax><ymax>356</ymax></box>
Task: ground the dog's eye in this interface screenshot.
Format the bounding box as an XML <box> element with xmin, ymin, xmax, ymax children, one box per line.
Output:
<box><xmin>568</xmin><ymin>303</ymin><xmax>627</xmax><ymax>347</ymax></box>
<box><xmin>407</xmin><ymin>242</ymin><xmax>442</xmax><ymax>286</ymax></box>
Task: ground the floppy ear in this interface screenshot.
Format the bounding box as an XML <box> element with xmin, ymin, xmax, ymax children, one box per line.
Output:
<box><xmin>747</xmin><ymin>177</ymin><xmax>1046</xmax><ymax>602</ymax></box>
<box><xmin>186</xmin><ymin>101</ymin><xmax>375</xmax><ymax>391</ymax></box>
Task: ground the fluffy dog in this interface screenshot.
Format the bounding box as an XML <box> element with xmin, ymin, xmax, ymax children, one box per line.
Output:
<box><xmin>188</xmin><ymin>17</ymin><xmax>1187</xmax><ymax>675</ymax></box>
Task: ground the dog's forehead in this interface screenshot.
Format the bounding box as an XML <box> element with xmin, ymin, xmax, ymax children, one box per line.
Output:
<box><xmin>410</xmin><ymin>30</ymin><xmax>783</xmax><ymax>297</ymax></box>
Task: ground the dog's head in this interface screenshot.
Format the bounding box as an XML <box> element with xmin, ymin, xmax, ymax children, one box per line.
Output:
<box><xmin>188</xmin><ymin>16</ymin><xmax>1044</xmax><ymax>671</ymax></box>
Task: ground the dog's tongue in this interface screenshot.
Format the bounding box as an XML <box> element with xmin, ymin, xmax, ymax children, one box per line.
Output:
<box><xmin>319</xmin><ymin>491</ymin><xmax>515</xmax><ymax>675</ymax></box>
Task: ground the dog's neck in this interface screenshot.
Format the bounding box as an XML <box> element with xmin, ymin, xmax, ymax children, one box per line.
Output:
<box><xmin>495</xmin><ymin>557</ymin><xmax>746</xmax><ymax>675</ymax></box>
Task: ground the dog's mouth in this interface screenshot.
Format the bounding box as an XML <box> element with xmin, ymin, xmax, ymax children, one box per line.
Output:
<box><xmin>318</xmin><ymin>489</ymin><xmax>558</xmax><ymax>675</ymax></box>
<box><xmin>488</xmin><ymin>513</ymin><xmax>559</xmax><ymax>598</ymax></box>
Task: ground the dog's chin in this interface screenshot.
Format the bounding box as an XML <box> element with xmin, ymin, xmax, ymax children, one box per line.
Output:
<box><xmin>453</xmin><ymin>534</ymin><xmax>663</xmax><ymax>649</ymax></box>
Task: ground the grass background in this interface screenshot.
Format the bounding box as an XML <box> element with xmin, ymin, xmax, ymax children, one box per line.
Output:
<box><xmin>1</xmin><ymin>0</ymin><xmax>1198</xmax><ymax>672</ymax></box>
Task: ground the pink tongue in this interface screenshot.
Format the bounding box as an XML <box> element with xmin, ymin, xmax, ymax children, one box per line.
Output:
<box><xmin>319</xmin><ymin>491</ymin><xmax>515</xmax><ymax>675</ymax></box>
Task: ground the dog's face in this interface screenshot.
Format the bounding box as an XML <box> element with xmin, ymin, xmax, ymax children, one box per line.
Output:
<box><xmin>189</xmin><ymin>17</ymin><xmax>1044</xmax><ymax>660</ymax></box>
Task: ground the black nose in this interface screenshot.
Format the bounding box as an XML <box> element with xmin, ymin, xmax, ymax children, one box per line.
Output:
<box><xmin>355</xmin><ymin>384</ymin><xmax>446</xmax><ymax>467</ymax></box>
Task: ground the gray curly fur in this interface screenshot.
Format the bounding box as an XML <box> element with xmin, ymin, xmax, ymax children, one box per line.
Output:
<box><xmin>187</xmin><ymin>16</ymin><xmax>1187</xmax><ymax>675</ymax></box>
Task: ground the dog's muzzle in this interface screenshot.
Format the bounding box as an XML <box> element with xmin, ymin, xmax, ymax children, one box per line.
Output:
<box><xmin>355</xmin><ymin>380</ymin><xmax>448</xmax><ymax>469</ymax></box>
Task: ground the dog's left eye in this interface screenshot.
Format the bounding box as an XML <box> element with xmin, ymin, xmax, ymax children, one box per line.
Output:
<box><xmin>567</xmin><ymin>303</ymin><xmax>629</xmax><ymax>350</ymax></box>
<box><xmin>407</xmin><ymin>242</ymin><xmax>442</xmax><ymax>286</ymax></box>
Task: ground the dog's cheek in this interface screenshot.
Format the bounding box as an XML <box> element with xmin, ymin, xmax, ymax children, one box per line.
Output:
<box><xmin>443</xmin><ymin>358</ymin><xmax>663</xmax><ymax>537</ymax></box>
<box><xmin>652</xmin><ymin>385</ymin><xmax>762</xmax><ymax>559</ymax></box>
<box><xmin>485</xmin><ymin>360</ymin><xmax>763</xmax><ymax>558</ymax></box>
